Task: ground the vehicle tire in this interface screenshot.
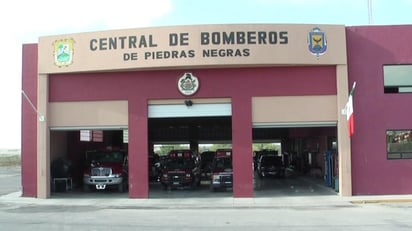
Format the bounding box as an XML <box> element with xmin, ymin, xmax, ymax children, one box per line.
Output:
<box><xmin>190</xmin><ymin>180</ymin><xmax>197</xmax><ymax>190</ymax></box>
<box><xmin>118</xmin><ymin>183</ymin><xmax>124</xmax><ymax>193</ymax></box>
<box><xmin>83</xmin><ymin>184</ymin><xmax>90</xmax><ymax>192</ymax></box>
<box><xmin>196</xmin><ymin>177</ymin><xmax>201</xmax><ymax>186</ymax></box>
<box><xmin>258</xmin><ymin>172</ymin><xmax>264</xmax><ymax>179</ymax></box>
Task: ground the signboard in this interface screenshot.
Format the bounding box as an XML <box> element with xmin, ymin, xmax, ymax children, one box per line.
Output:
<box><xmin>38</xmin><ymin>24</ymin><xmax>347</xmax><ymax>74</ymax></box>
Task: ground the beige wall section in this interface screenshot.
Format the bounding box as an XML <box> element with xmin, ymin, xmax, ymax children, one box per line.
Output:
<box><xmin>38</xmin><ymin>24</ymin><xmax>347</xmax><ymax>74</ymax></box>
<box><xmin>252</xmin><ymin>95</ymin><xmax>337</xmax><ymax>124</ymax></box>
<box><xmin>336</xmin><ymin>65</ymin><xmax>352</xmax><ymax>196</ymax></box>
<box><xmin>49</xmin><ymin>101</ymin><xmax>128</xmax><ymax>128</ymax></box>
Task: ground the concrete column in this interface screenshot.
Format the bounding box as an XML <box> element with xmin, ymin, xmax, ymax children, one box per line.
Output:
<box><xmin>336</xmin><ymin>65</ymin><xmax>352</xmax><ymax>196</ymax></box>
<box><xmin>37</xmin><ymin>74</ymin><xmax>50</xmax><ymax>198</ymax></box>
<box><xmin>128</xmin><ymin>99</ymin><xmax>149</xmax><ymax>198</ymax></box>
<box><xmin>232</xmin><ymin>96</ymin><xmax>254</xmax><ymax>197</ymax></box>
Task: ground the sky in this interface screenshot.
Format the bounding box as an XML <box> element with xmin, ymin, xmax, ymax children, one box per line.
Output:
<box><xmin>1</xmin><ymin>0</ymin><xmax>412</xmax><ymax>149</ymax></box>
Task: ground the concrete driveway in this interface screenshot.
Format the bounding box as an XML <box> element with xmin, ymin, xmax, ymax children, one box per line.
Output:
<box><xmin>0</xmin><ymin>166</ymin><xmax>21</xmax><ymax>196</ymax></box>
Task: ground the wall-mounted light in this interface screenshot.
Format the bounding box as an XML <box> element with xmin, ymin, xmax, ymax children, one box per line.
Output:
<box><xmin>184</xmin><ymin>100</ymin><xmax>193</xmax><ymax>107</ymax></box>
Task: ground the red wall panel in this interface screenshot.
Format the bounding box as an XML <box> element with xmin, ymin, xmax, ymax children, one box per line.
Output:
<box><xmin>21</xmin><ymin>44</ymin><xmax>38</xmax><ymax>197</ymax></box>
<box><xmin>48</xmin><ymin>66</ymin><xmax>336</xmax><ymax>102</ymax></box>
<box><xmin>347</xmin><ymin>25</ymin><xmax>412</xmax><ymax>195</ymax></box>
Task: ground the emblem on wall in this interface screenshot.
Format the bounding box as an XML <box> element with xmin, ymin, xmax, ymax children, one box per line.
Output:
<box><xmin>53</xmin><ymin>38</ymin><xmax>75</xmax><ymax>67</ymax></box>
<box><xmin>178</xmin><ymin>72</ymin><xmax>199</xmax><ymax>96</ymax></box>
<box><xmin>308</xmin><ymin>27</ymin><xmax>327</xmax><ymax>57</ymax></box>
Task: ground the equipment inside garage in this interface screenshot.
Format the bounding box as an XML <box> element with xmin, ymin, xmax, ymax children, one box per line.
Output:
<box><xmin>253</xmin><ymin>126</ymin><xmax>338</xmax><ymax>196</ymax></box>
<box><xmin>49</xmin><ymin>129</ymin><xmax>128</xmax><ymax>194</ymax></box>
<box><xmin>147</xmin><ymin>116</ymin><xmax>233</xmax><ymax>197</ymax></box>
<box><xmin>146</xmin><ymin>115</ymin><xmax>338</xmax><ymax>198</ymax></box>
<box><xmin>48</xmin><ymin>121</ymin><xmax>338</xmax><ymax>198</ymax></box>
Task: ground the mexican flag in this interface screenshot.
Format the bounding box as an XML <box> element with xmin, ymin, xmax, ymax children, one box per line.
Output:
<box><xmin>346</xmin><ymin>82</ymin><xmax>356</xmax><ymax>137</ymax></box>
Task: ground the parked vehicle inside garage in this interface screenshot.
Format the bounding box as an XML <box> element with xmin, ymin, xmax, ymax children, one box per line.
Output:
<box><xmin>82</xmin><ymin>148</ymin><xmax>128</xmax><ymax>192</ymax></box>
<box><xmin>256</xmin><ymin>150</ymin><xmax>285</xmax><ymax>178</ymax></box>
<box><xmin>210</xmin><ymin>149</ymin><xmax>233</xmax><ymax>191</ymax></box>
<box><xmin>160</xmin><ymin>150</ymin><xmax>200</xmax><ymax>190</ymax></box>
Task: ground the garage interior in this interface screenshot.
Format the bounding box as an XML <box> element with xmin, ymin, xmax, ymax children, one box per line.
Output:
<box><xmin>49</xmin><ymin>116</ymin><xmax>338</xmax><ymax>198</ymax></box>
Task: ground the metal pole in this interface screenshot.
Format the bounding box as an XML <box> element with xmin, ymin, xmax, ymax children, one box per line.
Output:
<box><xmin>368</xmin><ymin>0</ymin><xmax>373</xmax><ymax>24</ymax></box>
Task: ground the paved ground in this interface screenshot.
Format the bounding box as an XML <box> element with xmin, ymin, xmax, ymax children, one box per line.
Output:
<box><xmin>0</xmin><ymin>165</ymin><xmax>21</xmax><ymax>195</ymax></box>
<box><xmin>2</xmin><ymin>166</ymin><xmax>412</xmax><ymax>230</ymax></box>
<box><xmin>2</xmin><ymin>189</ymin><xmax>412</xmax><ymax>230</ymax></box>
<box><xmin>50</xmin><ymin>168</ymin><xmax>338</xmax><ymax>197</ymax></box>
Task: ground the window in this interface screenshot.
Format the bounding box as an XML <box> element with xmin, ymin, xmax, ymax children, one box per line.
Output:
<box><xmin>123</xmin><ymin>129</ymin><xmax>128</xmax><ymax>143</ymax></box>
<box><xmin>92</xmin><ymin>130</ymin><xmax>103</xmax><ymax>142</ymax></box>
<box><xmin>384</xmin><ymin>65</ymin><xmax>412</xmax><ymax>93</ymax></box>
<box><xmin>80</xmin><ymin>130</ymin><xmax>92</xmax><ymax>142</ymax></box>
<box><xmin>386</xmin><ymin>130</ymin><xmax>412</xmax><ymax>159</ymax></box>
<box><xmin>80</xmin><ymin>130</ymin><xmax>103</xmax><ymax>142</ymax></box>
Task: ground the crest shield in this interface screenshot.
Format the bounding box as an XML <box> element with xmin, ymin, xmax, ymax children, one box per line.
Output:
<box><xmin>53</xmin><ymin>38</ymin><xmax>75</xmax><ymax>67</ymax></box>
<box><xmin>308</xmin><ymin>27</ymin><xmax>327</xmax><ymax>57</ymax></box>
<box><xmin>178</xmin><ymin>73</ymin><xmax>199</xmax><ymax>96</ymax></box>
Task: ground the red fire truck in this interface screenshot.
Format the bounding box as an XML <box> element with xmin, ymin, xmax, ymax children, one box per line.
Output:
<box><xmin>160</xmin><ymin>150</ymin><xmax>200</xmax><ymax>190</ymax></box>
<box><xmin>210</xmin><ymin>149</ymin><xmax>233</xmax><ymax>191</ymax></box>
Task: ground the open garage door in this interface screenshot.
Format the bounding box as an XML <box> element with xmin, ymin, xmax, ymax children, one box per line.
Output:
<box><xmin>148</xmin><ymin>99</ymin><xmax>232</xmax><ymax>144</ymax></box>
<box><xmin>252</xmin><ymin>96</ymin><xmax>339</xmax><ymax>196</ymax></box>
<box><xmin>148</xmin><ymin>99</ymin><xmax>234</xmax><ymax>198</ymax></box>
<box><xmin>148</xmin><ymin>102</ymin><xmax>232</xmax><ymax>118</ymax></box>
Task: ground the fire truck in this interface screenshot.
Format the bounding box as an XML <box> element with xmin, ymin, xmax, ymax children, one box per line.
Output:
<box><xmin>210</xmin><ymin>149</ymin><xmax>233</xmax><ymax>191</ymax></box>
<box><xmin>160</xmin><ymin>150</ymin><xmax>200</xmax><ymax>190</ymax></box>
<box><xmin>82</xmin><ymin>148</ymin><xmax>128</xmax><ymax>192</ymax></box>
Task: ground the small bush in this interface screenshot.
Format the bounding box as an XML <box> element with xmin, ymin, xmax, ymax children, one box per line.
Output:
<box><xmin>0</xmin><ymin>155</ymin><xmax>21</xmax><ymax>167</ymax></box>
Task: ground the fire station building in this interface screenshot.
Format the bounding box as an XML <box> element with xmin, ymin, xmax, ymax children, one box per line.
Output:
<box><xmin>21</xmin><ymin>24</ymin><xmax>412</xmax><ymax>199</ymax></box>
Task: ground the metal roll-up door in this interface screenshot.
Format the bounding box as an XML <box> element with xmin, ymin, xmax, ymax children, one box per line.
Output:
<box><xmin>148</xmin><ymin>103</ymin><xmax>232</xmax><ymax>118</ymax></box>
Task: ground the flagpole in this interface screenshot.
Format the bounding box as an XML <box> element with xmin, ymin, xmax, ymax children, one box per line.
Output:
<box><xmin>368</xmin><ymin>0</ymin><xmax>373</xmax><ymax>24</ymax></box>
<box><xmin>351</xmin><ymin>81</ymin><xmax>357</xmax><ymax>93</ymax></box>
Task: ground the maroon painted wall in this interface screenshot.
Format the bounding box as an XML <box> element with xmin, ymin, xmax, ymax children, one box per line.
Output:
<box><xmin>347</xmin><ymin>25</ymin><xmax>412</xmax><ymax>195</ymax></box>
<box><xmin>47</xmin><ymin>66</ymin><xmax>335</xmax><ymax>198</ymax></box>
<box><xmin>49</xmin><ymin>67</ymin><xmax>336</xmax><ymax>101</ymax></box>
<box><xmin>21</xmin><ymin>44</ymin><xmax>38</xmax><ymax>197</ymax></box>
<box><xmin>22</xmin><ymin>43</ymin><xmax>336</xmax><ymax>197</ymax></box>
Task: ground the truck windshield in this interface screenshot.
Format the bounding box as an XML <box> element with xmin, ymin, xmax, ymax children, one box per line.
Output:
<box><xmin>214</xmin><ymin>158</ymin><xmax>232</xmax><ymax>169</ymax></box>
<box><xmin>261</xmin><ymin>156</ymin><xmax>282</xmax><ymax>166</ymax></box>
<box><xmin>165</xmin><ymin>158</ymin><xmax>195</xmax><ymax>169</ymax></box>
<box><xmin>86</xmin><ymin>151</ymin><xmax>125</xmax><ymax>164</ymax></box>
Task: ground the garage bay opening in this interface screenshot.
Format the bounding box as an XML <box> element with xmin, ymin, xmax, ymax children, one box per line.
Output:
<box><xmin>148</xmin><ymin>116</ymin><xmax>233</xmax><ymax>198</ymax></box>
<box><xmin>252</xmin><ymin>126</ymin><xmax>338</xmax><ymax>197</ymax></box>
<box><xmin>49</xmin><ymin>129</ymin><xmax>128</xmax><ymax>196</ymax></box>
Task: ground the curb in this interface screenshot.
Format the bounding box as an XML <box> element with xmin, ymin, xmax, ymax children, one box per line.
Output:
<box><xmin>351</xmin><ymin>198</ymin><xmax>412</xmax><ymax>204</ymax></box>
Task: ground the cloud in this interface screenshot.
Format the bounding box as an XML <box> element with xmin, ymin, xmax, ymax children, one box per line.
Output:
<box><xmin>0</xmin><ymin>0</ymin><xmax>172</xmax><ymax>148</ymax></box>
<box><xmin>2</xmin><ymin>0</ymin><xmax>172</xmax><ymax>42</ymax></box>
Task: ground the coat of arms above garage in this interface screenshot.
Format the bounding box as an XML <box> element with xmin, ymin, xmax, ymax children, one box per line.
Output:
<box><xmin>178</xmin><ymin>72</ymin><xmax>199</xmax><ymax>96</ymax></box>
